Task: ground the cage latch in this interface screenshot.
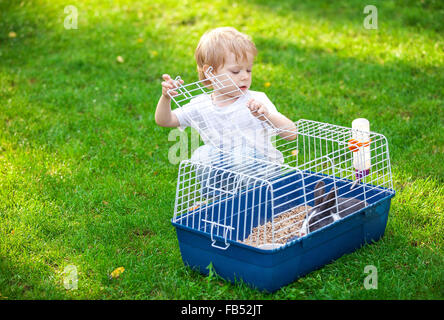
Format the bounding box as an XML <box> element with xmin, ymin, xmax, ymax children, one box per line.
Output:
<box><xmin>203</xmin><ymin>219</ymin><xmax>234</xmax><ymax>250</ymax></box>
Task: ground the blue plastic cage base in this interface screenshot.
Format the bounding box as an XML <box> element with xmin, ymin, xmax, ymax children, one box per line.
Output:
<box><xmin>172</xmin><ymin>173</ymin><xmax>394</xmax><ymax>292</ymax></box>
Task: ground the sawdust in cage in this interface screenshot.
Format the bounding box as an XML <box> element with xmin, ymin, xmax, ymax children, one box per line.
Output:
<box><xmin>241</xmin><ymin>205</ymin><xmax>312</xmax><ymax>247</ymax></box>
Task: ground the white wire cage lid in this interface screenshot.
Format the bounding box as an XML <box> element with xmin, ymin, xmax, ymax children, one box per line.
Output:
<box><xmin>166</xmin><ymin>67</ymin><xmax>287</xmax><ymax>149</ymax></box>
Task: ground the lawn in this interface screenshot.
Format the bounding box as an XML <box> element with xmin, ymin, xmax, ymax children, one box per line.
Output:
<box><xmin>0</xmin><ymin>0</ymin><xmax>443</xmax><ymax>299</ymax></box>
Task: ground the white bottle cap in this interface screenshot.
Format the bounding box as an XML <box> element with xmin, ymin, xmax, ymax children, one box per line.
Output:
<box><xmin>352</xmin><ymin>118</ymin><xmax>370</xmax><ymax>132</ymax></box>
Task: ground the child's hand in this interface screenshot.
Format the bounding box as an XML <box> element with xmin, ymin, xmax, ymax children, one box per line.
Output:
<box><xmin>161</xmin><ymin>74</ymin><xmax>184</xmax><ymax>98</ymax></box>
<box><xmin>247</xmin><ymin>98</ymin><xmax>270</xmax><ymax>119</ymax></box>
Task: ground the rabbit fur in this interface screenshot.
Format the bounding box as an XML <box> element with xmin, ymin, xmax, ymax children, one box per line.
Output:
<box><xmin>299</xmin><ymin>180</ymin><xmax>367</xmax><ymax>236</ymax></box>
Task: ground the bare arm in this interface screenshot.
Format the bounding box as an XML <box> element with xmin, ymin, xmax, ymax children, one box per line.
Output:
<box><xmin>154</xmin><ymin>74</ymin><xmax>183</xmax><ymax>128</ymax></box>
<box><xmin>247</xmin><ymin>98</ymin><xmax>297</xmax><ymax>141</ymax></box>
<box><xmin>155</xmin><ymin>94</ymin><xmax>180</xmax><ymax>127</ymax></box>
<box><xmin>264</xmin><ymin>112</ymin><xmax>297</xmax><ymax>141</ymax></box>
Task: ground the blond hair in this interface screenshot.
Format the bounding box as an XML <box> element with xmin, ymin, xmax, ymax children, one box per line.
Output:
<box><xmin>195</xmin><ymin>27</ymin><xmax>257</xmax><ymax>83</ymax></box>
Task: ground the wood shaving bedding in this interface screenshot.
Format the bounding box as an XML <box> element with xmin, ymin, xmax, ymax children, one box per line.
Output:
<box><xmin>241</xmin><ymin>205</ymin><xmax>311</xmax><ymax>247</ymax></box>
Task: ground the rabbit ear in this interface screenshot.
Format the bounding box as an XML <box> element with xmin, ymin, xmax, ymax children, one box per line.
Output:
<box><xmin>320</xmin><ymin>187</ymin><xmax>337</xmax><ymax>213</ymax></box>
<box><xmin>313</xmin><ymin>180</ymin><xmax>325</xmax><ymax>206</ymax></box>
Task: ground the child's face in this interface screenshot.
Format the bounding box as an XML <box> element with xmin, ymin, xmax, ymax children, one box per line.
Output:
<box><xmin>214</xmin><ymin>51</ymin><xmax>254</xmax><ymax>95</ymax></box>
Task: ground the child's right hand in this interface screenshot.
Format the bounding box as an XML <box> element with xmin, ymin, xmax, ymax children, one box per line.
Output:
<box><xmin>161</xmin><ymin>74</ymin><xmax>184</xmax><ymax>98</ymax></box>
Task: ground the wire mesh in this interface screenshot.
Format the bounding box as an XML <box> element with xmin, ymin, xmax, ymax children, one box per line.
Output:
<box><xmin>170</xmin><ymin>70</ymin><xmax>394</xmax><ymax>249</ymax></box>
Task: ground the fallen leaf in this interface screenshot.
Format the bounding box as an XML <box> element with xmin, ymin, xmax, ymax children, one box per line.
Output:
<box><xmin>102</xmin><ymin>200</ymin><xmax>109</xmax><ymax>205</ymax></box>
<box><xmin>110</xmin><ymin>267</ymin><xmax>125</xmax><ymax>279</ymax></box>
<box><xmin>8</xmin><ymin>31</ymin><xmax>17</xmax><ymax>38</ymax></box>
<box><xmin>116</xmin><ymin>56</ymin><xmax>124</xmax><ymax>63</ymax></box>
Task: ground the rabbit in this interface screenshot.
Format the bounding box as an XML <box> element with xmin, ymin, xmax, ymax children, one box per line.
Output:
<box><xmin>299</xmin><ymin>180</ymin><xmax>368</xmax><ymax>237</ymax></box>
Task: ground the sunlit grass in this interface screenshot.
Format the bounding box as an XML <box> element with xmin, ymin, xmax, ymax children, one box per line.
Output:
<box><xmin>0</xmin><ymin>0</ymin><xmax>443</xmax><ymax>299</ymax></box>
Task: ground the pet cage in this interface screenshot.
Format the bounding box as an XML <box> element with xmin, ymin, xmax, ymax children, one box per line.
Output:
<box><xmin>168</xmin><ymin>69</ymin><xmax>395</xmax><ymax>292</ymax></box>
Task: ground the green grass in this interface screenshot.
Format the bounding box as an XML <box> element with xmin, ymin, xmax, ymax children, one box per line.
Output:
<box><xmin>0</xmin><ymin>0</ymin><xmax>443</xmax><ymax>299</ymax></box>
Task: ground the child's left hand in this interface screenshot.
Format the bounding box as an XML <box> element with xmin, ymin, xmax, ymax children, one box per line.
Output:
<box><xmin>247</xmin><ymin>98</ymin><xmax>270</xmax><ymax>119</ymax></box>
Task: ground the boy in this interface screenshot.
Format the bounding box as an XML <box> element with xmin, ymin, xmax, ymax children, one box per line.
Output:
<box><xmin>155</xmin><ymin>27</ymin><xmax>296</xmax><ymax>192</ymax></box>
